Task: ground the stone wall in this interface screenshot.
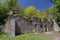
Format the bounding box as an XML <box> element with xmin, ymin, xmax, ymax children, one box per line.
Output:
<box><xmin>4</xmin><ymin>14</ymin><xmax>54</xmax><ymax>36</ymax></box>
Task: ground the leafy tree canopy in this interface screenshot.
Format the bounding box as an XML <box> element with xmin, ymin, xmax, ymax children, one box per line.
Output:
<box><xmin>50</xmin><ymin>0</ymin><xmax>60</xmax><ymax>26</ymax></box>
<box><xmin>24</xmin><ymin>6</ymin><xmax>42</xmax><ymax>19</ymax></box>
<box><xmin>0</xmin><ymin>0</ymin><xmax>24</xmax><ymax>24</ymax></box>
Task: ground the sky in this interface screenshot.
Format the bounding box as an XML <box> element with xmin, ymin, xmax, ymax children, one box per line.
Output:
<box><xmin>18</xmin><ymin>0</ymin><xmax>54</xmax><ymax>11</ymax></box>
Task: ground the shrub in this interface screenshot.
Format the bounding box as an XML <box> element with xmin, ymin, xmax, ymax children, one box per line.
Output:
<box><xmin>0</xmin><ymin>25</ymin><xmax>3</xmax><ymax>35</ymax></box>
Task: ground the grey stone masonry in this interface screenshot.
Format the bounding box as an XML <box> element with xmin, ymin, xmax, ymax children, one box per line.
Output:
<box><xmin>4</xmin><ymin>14</ymin><xmax>55</xmax><ymax>37</ymax></box>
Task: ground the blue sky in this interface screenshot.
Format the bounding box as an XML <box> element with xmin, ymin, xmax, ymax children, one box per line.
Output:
<box><xmin>18</xmin><ymin>0</ymin><xmax>54</xmax><ymax>11</ymax></box>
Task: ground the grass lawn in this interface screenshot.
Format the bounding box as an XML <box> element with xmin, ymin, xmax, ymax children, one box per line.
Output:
<box><xmin>0</xmin><ymin>33</ymin><xmax>52</xmax><ymax>40</ymax></box>
<box><xmin>0</xmin><ymin>34</ymin><xmax>9</xmax><ymax>40</ymax></box>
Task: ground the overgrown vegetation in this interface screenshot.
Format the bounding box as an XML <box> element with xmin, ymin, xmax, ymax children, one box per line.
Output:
<box><xmin>50</xmin><ymin>0</ymin><xmax>60</xmax><ymax>26</ymax></box>
<box><xmin>0</xmin><ymin>33</ymin><xmax>52</xmax><ymax>40</ymax></box>
<box><xmin>0</xmin><ymin>34</ymin><xmax>9</xmax><ymax>40</ymax></box>
<box><xmin>0</xmin><ymin>0</ymin><xmax>24</xmax><ymax>24</ymax></box>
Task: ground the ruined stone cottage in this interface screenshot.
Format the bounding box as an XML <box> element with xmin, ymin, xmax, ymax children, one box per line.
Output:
<box><xmin>3</xmin><ymin>11</ymin><xmax>55</xmax><ymax>37</ymax></box>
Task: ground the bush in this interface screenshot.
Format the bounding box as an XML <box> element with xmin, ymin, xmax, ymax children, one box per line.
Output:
<box><xmin>0</xmin><ymin>25</ymin><xmax>3</xmax><ymax>35</ymax></box>
<box><xmin>39</xmin><ymin>29</ymin><xmax>44</xmax><ymax>32</ymax></box>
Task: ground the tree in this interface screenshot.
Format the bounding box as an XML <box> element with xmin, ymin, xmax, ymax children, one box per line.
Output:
<box><xmin>7</xmin><ymin>0</ymin><xmax>17</xmax><ymax>9</ymax></box>
<box><xmin>0</xmin><ymin>0</ymin><xmax>24</xmax><ymax>24</ymax></box>
<box><xmin>0</xmin><ymin>2</ymin><xmax>8</xmax><ymax>24</ymax></box>
<box><xmin>43</xmin><ymin>9</ymin><xmax>50</xmax><ymax>20</ymax></box>
<box><xmin>24</xmin><ymin>6</ymin><xmax>42</xmax><ymax>19</ymax></box>
<box><xmin>50</xmin><ymin>0</ymin><xmax>60</xmax><ymax>26</ymax></box>
<box><xmin>7</xmin><ymin>0</ymin><xmax>24</xmax><ymax>14</ymax></box>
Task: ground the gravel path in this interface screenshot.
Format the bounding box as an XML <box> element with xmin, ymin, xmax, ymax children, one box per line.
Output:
<box><xmin>42</xmin><ymin>32</ymin><xmax>60</xmax><ymax>40</ymax></box>
<box><xmin>52</xmin><ymin>36</ymin><xmax>60</xmax><ymax>40</ymax></box>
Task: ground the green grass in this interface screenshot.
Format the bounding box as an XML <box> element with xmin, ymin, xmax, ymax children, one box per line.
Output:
<box><xmin>0</xmin><ymin>33</ymin><xmax>52</xmax><ymax>40</ymax></box>
<box><xmin>0</xmin><ymin>34</ymin><xmax>9</xmax><ymax>40</ymax></box>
